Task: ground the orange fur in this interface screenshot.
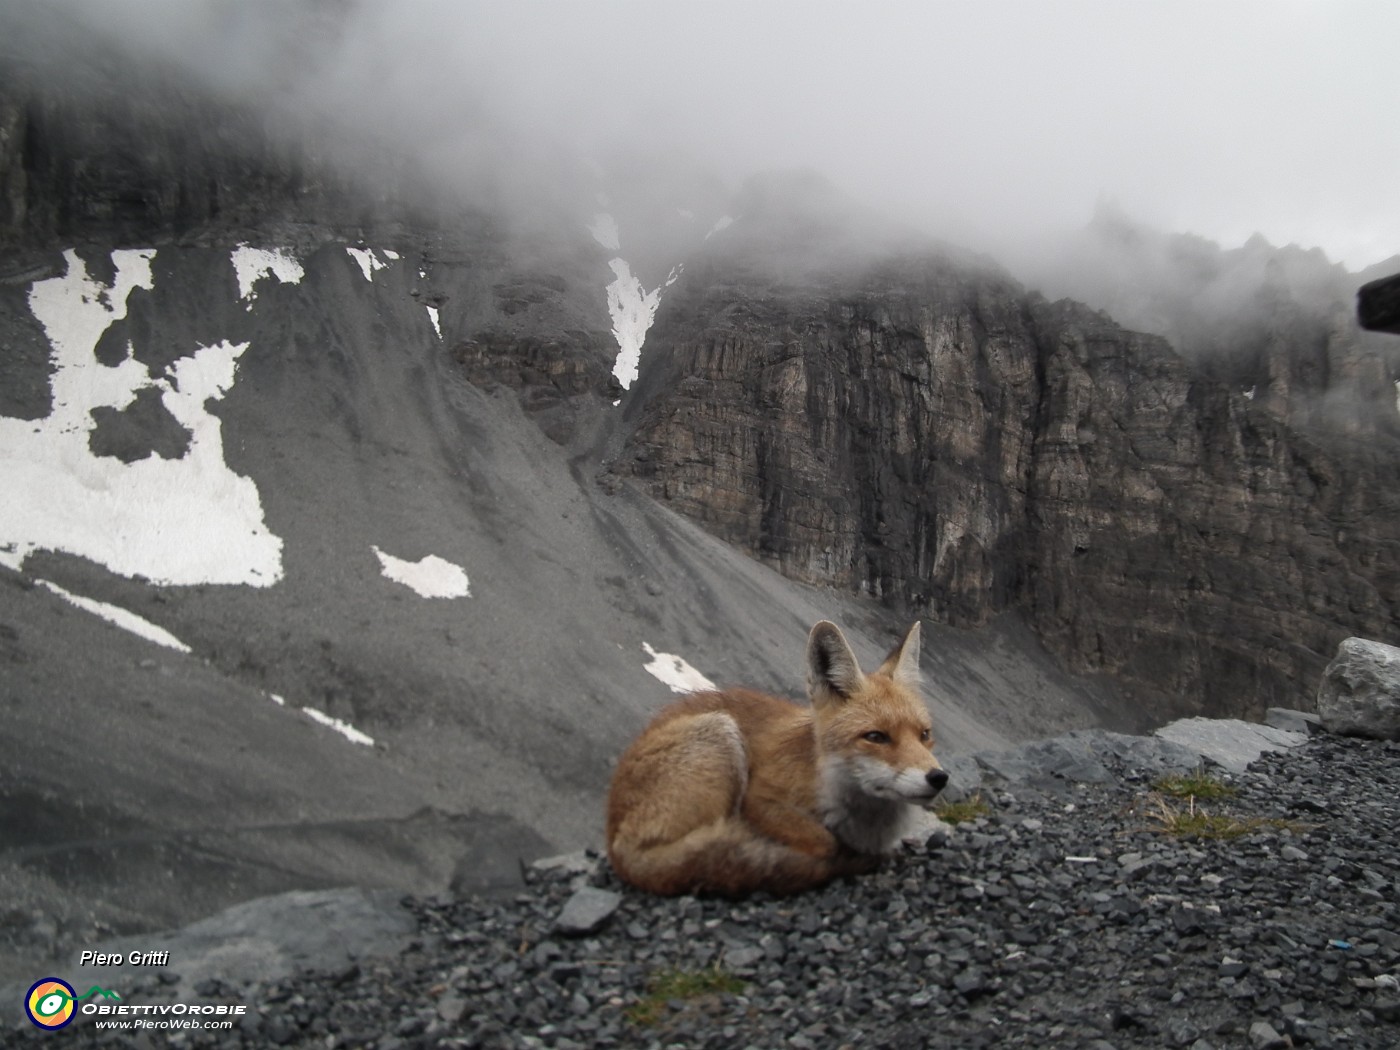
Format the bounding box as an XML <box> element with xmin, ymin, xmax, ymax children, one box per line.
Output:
<box><xmin>606</xmin><ymin>621</ymin><xmax>946</xmax><ymax>897</ymax></box>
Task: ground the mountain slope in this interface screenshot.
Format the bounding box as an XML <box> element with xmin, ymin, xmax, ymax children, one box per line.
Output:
<box><xmin>0</xmin><ymin>231</ymin><xmax>1136</xmax><ymax>981</ymax></box>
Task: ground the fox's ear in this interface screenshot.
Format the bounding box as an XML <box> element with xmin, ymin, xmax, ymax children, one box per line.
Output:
<box><xmin>807</xmin><ymin>621</ymin><xmax>865</xmax><ymax>706</ymax></box>
<box><xmin>876</xmin><ymin>621</ymin><xmax>922</xmax><ymax>688</ymax></box>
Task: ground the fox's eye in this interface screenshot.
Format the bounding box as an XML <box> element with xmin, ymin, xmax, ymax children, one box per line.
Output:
<box><xmin>862</xmin><ymin>731</ymin><xmax>891</xmax><ymax>745</ymax></box>
<box><xmin>919</xmin><ymin>728</ymin><xmax>932</xmax><ymax>744</ymax></box>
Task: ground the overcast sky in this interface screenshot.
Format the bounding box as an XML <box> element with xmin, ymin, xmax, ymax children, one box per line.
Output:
<box><xmin>476</xmin><ymin>0</ymin><xmax>1400</xmax><ymax>271</ymax></box>
<box><xmin>33</xmin><ymin>0</ymin><xmax>1400</xmax><ymax>271</ymax></box>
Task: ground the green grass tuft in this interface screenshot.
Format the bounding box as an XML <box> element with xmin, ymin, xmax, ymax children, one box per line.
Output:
<box><xmin>1152</xmin><ymin>770</ymin><xmax>1238</xmax><ymax>801</ymax></box>
<box><xmin>624</xmin><ymin>965</ymin><xmax>745</xmax><ymax>1027</ymax></box>
<box><xmin>935</xmin><ymin>793</ymin><xmax>991</xmax><ymax>825</ymax></box>
<box><xmin>1144</xmin><ymin>793</ymin><xmax>1303</xmax><ymax>841</ymax></box>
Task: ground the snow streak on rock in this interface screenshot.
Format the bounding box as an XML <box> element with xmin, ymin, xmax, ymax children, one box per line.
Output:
<box><xmin>231</xmin><ymin>245</ymin><xmax>304</xmax><ymax>303</ymax></box>
<box><xmin>426</xmin><ymin>306</ymin><xmax>442</xmax><ymax>338</ymax></box>
<box><xmin>372</xmin><ymin>546</ymin><xmax>471</xmax><ymax>599</ymax></box>
<box><xmin>37</xmin><ymin>579</ymin><xmax>192</xmax><ymax>653</ymax></box>
<box><xmin>0</xmin><ymin>249</ymin><xmax>284</xmax><ymax>585</ymax></box>
<box><xmin>347</xmin><ymin>246</ymin><xmax>392</xmax><ymax>280</ymax></box>
<box><xmin>590</xmin><ymin>211</ymin><xmax>686</xmax><ymax>391</ymax></box>
<box><xmin>606</xmin><ymin>259</ymin><xmax>666</xmax><ymax>390</ymax></box>
<box><xmin>301</xmin><ymin>706</ymin><xmax>376</xmax><ymax>746</ymax></box>
<box><xmin>641</xmin><ymin>642</ymin><xmax>716</xmax><ymax>694</ymax></box>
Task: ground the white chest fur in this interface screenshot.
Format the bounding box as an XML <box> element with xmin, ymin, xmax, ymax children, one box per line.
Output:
<box><xmin>817</xmin><ymin>756</ymin><xmax>916</xmax><ymax>855</ymax></box>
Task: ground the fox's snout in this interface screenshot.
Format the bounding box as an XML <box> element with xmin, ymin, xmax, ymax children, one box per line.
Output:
<box><xmin>926</xmin><ymin>768</ymin><xmax>949</xmax><ymax>794</ymax></box>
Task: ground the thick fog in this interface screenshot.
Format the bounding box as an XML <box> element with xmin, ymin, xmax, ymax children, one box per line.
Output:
<box><xmin>8</xmin><ymin>0</ymin><xmax>1400</xmax><ymax>271</ymax></box>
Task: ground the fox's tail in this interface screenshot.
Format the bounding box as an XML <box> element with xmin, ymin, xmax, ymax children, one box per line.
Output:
<box><xmin>610</xmin><ymin>815</ymin><xmax>872</xmax><ymax>897</ymax></box>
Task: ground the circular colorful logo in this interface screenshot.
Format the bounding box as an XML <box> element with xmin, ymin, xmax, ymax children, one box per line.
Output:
<box><xmin>25</xmin><ymin>978</ymin><xmax>77</xmax><ymax>1030</ymax></box>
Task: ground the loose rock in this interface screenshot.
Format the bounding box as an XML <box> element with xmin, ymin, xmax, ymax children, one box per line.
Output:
<box><xmin>24</xmin><ymin>731</ymin><xmax>1400</xmax><ymax>1049</ymax></box>
<box><xmin>1317</xmin><ymin>637</ymin><xmax>1400</xmax><ymax>740</ymax></box>
<box><xmin>553</xmin><ymin>886</ymin><xmax>622</xmax><ymax>936</ymax></box>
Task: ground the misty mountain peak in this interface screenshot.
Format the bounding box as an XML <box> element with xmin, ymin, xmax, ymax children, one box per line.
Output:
<box><xmin>734</xmin><ymin>168</ymin><xmax>846</xmax><ymax>217</ymax></box>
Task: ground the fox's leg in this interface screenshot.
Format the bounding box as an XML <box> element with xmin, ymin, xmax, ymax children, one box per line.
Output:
<box><xmin>740</xmin><ymin>788</ymin><xmax>840</xmax><ymax>858</ymax></box>
<box><xmin>739</xmin><ymin>790</ymin><xmax>881</xmax><ymax>886</ymax></box>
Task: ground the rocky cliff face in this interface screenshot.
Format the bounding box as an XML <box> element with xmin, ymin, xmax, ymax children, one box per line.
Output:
<box><xmin>0</xmin><ymin>4</ymin><xmax>526</xmax><ymax>252</ymax></box>
<box><xmin>615</xmin><ymin>228</ymin><xmax>1400</xmax><ymax>720</ymax></box>
<box><xmin>1021</xmin><ymin>204</ymin><xmax>1400</xmax><ymax>441</ymax></box>
<box><xmin>1</xmin><ymin>15</ymin><xmax>310</xmax><ymax>246</ymax></box>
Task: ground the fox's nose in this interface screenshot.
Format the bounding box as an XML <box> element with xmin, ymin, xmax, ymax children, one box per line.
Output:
<box><xmin>926</xmin><ymin>769</ymin><xmax>949</xmax><ymax>794</ymax></box>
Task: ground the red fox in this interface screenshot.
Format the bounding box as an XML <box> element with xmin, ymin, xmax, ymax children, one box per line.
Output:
<box><xmin>606</xmin><ymin>620</ymin><xmax>947</xmax><ymax>896</ymax></box>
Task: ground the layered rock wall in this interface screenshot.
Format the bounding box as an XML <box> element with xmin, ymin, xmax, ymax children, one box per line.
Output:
<box><xmin>617</xmin><ymin>250</ymin><xmax>1400</xmax><ymax>719</ymax></box>
<box><xmin>1027</xmin><ymin>206</ymin><xmax>1400</xmax><ymax>441</ymax></box>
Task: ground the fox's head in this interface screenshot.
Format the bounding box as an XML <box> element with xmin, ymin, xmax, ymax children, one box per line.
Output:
<box><xmin>806</xmin><ymin>620</ymin><xmax>948</xmax><ymax>804</ymax></box>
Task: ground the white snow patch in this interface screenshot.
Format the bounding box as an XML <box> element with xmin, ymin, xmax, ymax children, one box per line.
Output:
<box><xmin>37</xmin><ymin>579</ymin><xmax>191</xmax><ymax>653</ymax></box>
<box><xmin>302</xmin><ymin>706</ymin><xmax>375</xmax><ymax>746</ymax></box>
<box><xmin>588</xmin><ymin>213</ymin><xmax>621</xmax><ymax>252</ymax></box>
<box><xmin>0</xmin><ymin>249</ymin><xmax>284</xmax><ymax>586</ymax></box>
<box><xmin>383</xmin><ymin>250</ymin><xmax>400</xmax><ymax>260</ymax></box>
<box><xmin>1243</xmin><ymin>385</ymin><xmax>1256</xmax><ymax>400</ymax></box>
<box><xmin>705</xmin><ymin>215</ymin><xmax>734</xmax><ymax>240</ymax></box>
<box><xmin>426</xmin><ymin>305</ymin><xmax>441</xmax><ymax>338</ymax></box>
<box><xmin>231</xmin><ymin>245</ymin><xmax>303</xmax><ymax>303</ymax></box>
<box><xmin>346</xmin><ymin>246</ymin><xmax>390</xmax><ymax>282</ymax></box>
<box><xmin>269</xmin><ymin>693</ymin><xmax>286</xmax><ymax>706</ymax></box>
<box><xmin>642</xmin><ymin>642</ymin><xmax>716</xmax><ymax>694</ymax></box>
<box><xmin>606</xmin><ymin>258</ymin><xmax>665</xmax><ymax>390</ymax></box>
<box><xmin>372</xmin><ymin>546</ymin><xmax>471</xmax><ymax>599</ymax></box>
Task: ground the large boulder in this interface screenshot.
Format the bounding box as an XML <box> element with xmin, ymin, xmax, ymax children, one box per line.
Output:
<box><xmin>1153</xmin><ymin>717</ymin><xmax>1308</xmax><ymax>774</ymax></box>
<box><xmin>1317</xmin><ymin>638</ymin><xmax>1400</xmax><ymax>740</ymax></box>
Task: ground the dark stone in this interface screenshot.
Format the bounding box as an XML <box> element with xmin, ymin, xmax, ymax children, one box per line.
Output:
<box><xmin>88</xmin><ymin>385</ymin><xmax>192</xmax><ymax>463</ymax></box>
<box><xmin>1171</xmin><ymin>907</ymin><xmax>1206</xmax><ymax>936</ymax></box>
<box><xmin>952</xmin><ymin>969</ymin><xmax>990</xmax><ymax>998</ymax></box>
<box><xmin>1358</xmin><ymin>271</ymin><xmax>1400</xmax><ymax>335</ymax></box>
<box><xmin>1373</xmin><ymin>999</ymin><xmax>1400</xmax><ymax>1022</ymax></box>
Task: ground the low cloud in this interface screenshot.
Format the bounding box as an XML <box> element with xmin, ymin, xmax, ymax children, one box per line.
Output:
<box><xmin>5</xmin><ymin>0</ymin><xmax>1398</xmax><ymax>271</ymax></box>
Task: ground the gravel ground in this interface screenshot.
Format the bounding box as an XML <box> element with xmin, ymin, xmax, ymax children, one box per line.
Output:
<box><xmin>12</xmin><ymin>730</ymin><xmax>1400</xmax><ymax>1049</ymax></box>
